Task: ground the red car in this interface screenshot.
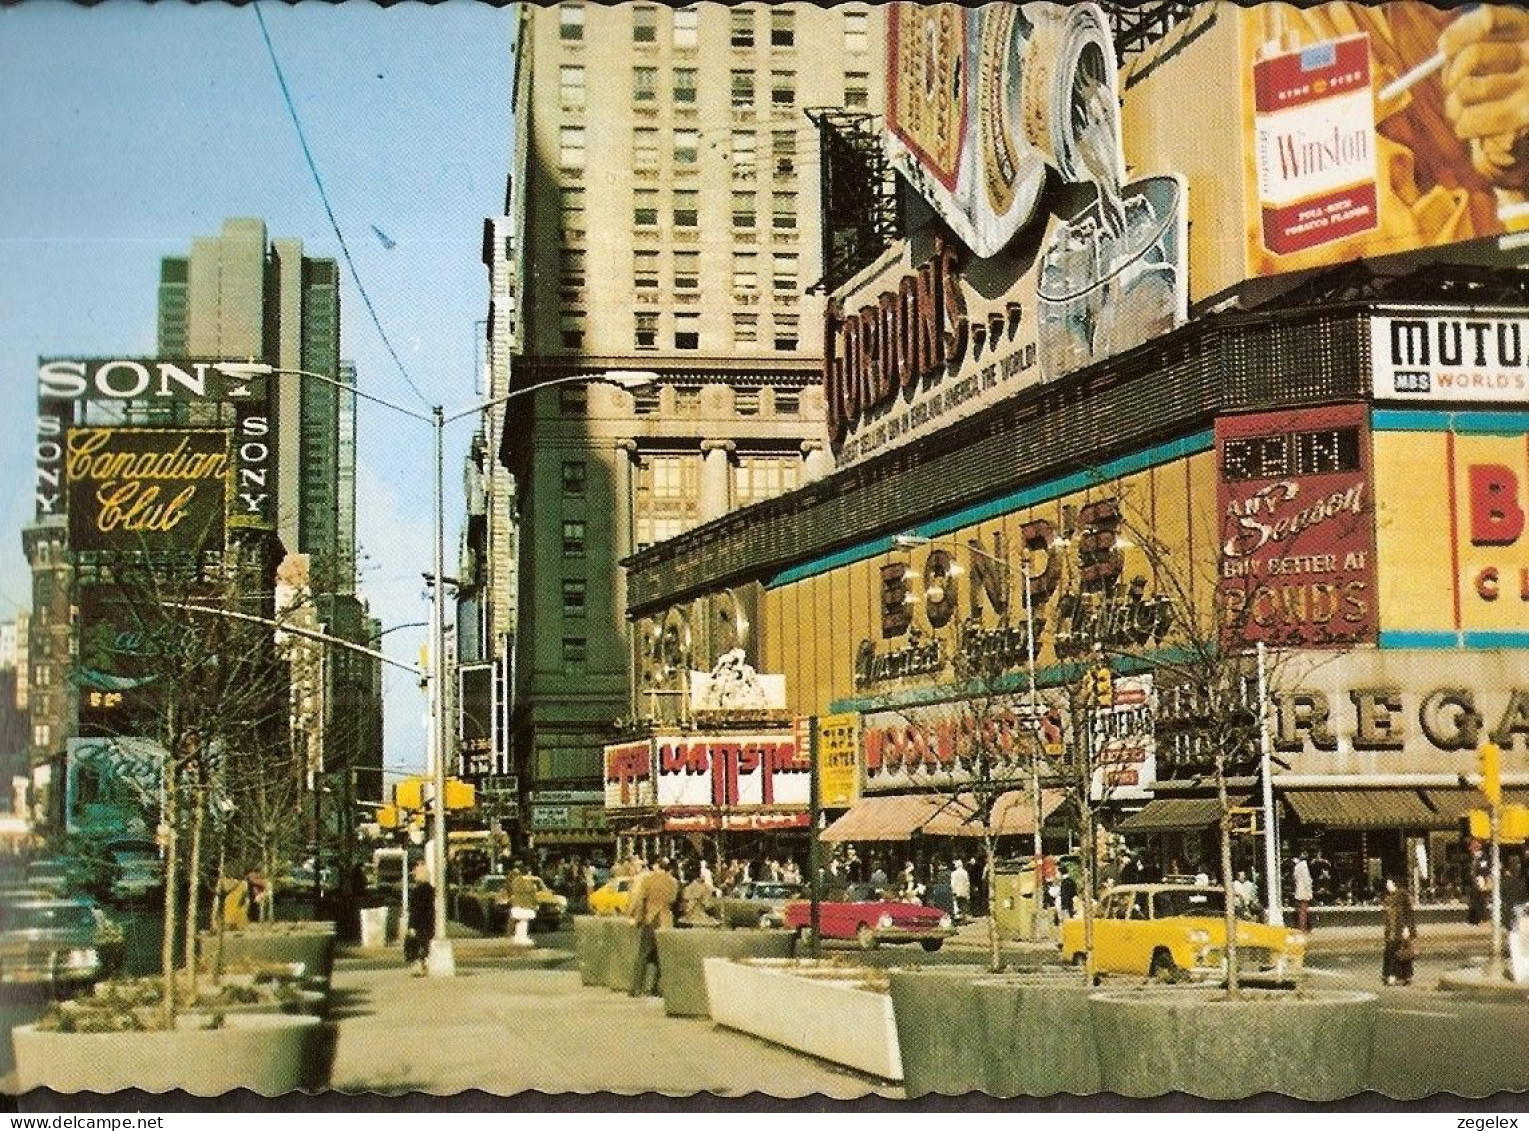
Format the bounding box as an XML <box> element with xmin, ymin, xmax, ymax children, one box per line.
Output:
<box><xmin>782</xmin><ymin>896</ymin><xmax>955</xmax><ymax>951</ymax></box>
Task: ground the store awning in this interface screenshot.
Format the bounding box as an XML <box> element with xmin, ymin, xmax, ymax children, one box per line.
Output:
<box><xmin>820</xmin><ymin>794</ymin><xmax>944</xmax><ymax>843</ymax></box>
<box><xmin>1424</xmin><ymin>790</ymin><xmax>1529</xmax><ymax>828</ymax></box>
<box><xmin>922</xmin><ymin>790</ymin><xmax>1069</xmax><ymax>838</ymax></box>
<box><xmin>1285</xmin><ymin>790</ymin><xmax>1439</xmax><ymax>830</ymax></box>
<box><xmin>1116</xmin><ymin>796</ymin><xmax>1250</xmax><ymax>834</ymax></box>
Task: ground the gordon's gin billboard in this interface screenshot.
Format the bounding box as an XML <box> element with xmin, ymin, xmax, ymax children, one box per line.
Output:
<box><xmin>1253</xmin><ymin>34</ymin><xmax>1377</xmax><ymax>257</ymax></box>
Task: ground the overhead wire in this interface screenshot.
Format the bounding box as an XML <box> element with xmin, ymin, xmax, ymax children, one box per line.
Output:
<box><xmin>251</xmin><ymin>0</ymin><xmax>432</xmax><ymax>410</ymax></box>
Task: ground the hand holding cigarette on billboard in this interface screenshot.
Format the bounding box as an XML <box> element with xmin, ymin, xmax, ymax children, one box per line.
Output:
<box><xmin>1438</xmin><ymin>4</ymin><xmax>1529</xmax><ymax>190</ymax></box>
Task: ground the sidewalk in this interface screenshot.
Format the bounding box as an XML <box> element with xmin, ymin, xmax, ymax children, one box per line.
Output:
<box><xmin>323</xmin><ymin>940</ymin><xmax>899</xmax><ymax>1097</ymax></box>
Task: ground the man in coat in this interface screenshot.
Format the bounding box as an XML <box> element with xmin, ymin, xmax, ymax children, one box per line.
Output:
<box><xmin>1292</xmin><ymin>851</ymin><xmax>1314</xmax><ymax>932</ymax></box>
<box><xmin>629</xmin><ymin>857</ymin><xmax>678</xmax><ymax>995</ymax></box>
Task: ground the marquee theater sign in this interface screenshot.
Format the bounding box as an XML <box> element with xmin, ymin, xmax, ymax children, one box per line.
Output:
<box><xmin>603</xmin><ymin>732</ymin><xmax>810</xmax><ymax>830</ymax></box>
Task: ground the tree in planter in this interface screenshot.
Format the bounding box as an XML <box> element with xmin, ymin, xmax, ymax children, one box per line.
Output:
<box><xmin>74</xmin><ymin>549</ymin><xmax>306</xmax><ymax>1021</ymax></box>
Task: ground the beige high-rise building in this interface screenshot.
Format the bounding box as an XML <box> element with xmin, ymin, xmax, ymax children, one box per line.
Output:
<box><xmin>496</xmin><ymin>2</ymin><xmax>885</xmax><ymax>840</ymax></box>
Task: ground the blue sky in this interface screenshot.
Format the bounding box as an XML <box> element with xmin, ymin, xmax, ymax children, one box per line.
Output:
<box><xmin>0</xmin><ymin>0</ymin><xmax>515</xmax><ymax>778</ymax></box>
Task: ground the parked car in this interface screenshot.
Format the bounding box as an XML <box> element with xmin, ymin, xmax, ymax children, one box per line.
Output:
<box><xmin>720</xmin><ymin>880</ymin><xmax>806</xmax><ymax>929</ymax></box>
<box><xmin>455</xmin><ymin>873</ymin><xmax>568</xmax><ymax>932</ymax></box>
<box><xmin>105</xmin><ymin>841</ymin><xmax>164</xmax><ymax>905</ymax></box>
<box><xmin>1059</xmin><ymin>882</ymin><xmax>1306</xmax><ymax>983</ymax></box>
<box><xmin>0</xmin><ymin>894</ymin><xmax>125</xmax><ymax>993</ymax></box>
<box><xmin>588</xmin><ymin>875</ymin><xmax>634</xmax><ymax>917</ymax></box>
<box><xmin>782</xmin><ymin>895</ymin><xmax>956</xmax><ymax>951</ymax></box>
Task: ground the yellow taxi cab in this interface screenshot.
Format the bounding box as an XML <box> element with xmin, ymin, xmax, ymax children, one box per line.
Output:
<box><xmin>588</xmin><ymin>875</ymin><xmax>634</xmax><ymax>917</ymax></box>
<box><xmin>1060</xmin><ymin>882</ymin><xmax>1306</xmax><ymax>983</ymax></box>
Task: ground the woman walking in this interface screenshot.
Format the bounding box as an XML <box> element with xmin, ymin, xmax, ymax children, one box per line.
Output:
<box><xmin>1382</xmin><ymin>877</ymin><xmax>1417</xmax><ymax>986</ymax></box>
<box><xmin>405</xmin><ymin>862</ymin><xmax>435</xmax><ymax>976</ymax></box>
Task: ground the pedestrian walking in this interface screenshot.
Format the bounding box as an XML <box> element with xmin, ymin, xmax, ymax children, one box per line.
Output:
<box><xmin>1468</xmin><ymin>839</ymin><xmax>1491</xmax><ymax>925</ymax></box>
<box><xmin>629</xmin><ymin>857</ymin><xmax>678</xmax><ymax>996</ymax></box>
<box><xmin>1381</xmin><ymin>877</ymin><xmax>1417</xmax><ymax>986</ymax></box>
<box><xmin>405</xmin><ymin>863</ymin><xmax>434</xmax><ymax>976</ymax></box>
<box><xmin>508</xmin><ymin>863</ymin><xmax>539</xmax><ymax>947</ymax></box>
<box><xmin>1232</xmin><ymin>870</ymin><xmax>1258</xmax><ymax>919</ymax></box>
<box><xmin>1058</xmin><ymin>867</ymin><xmax>1078</xmax><ymax>922</ymax></box>
<box><xmin>950</xmin><ymin>858</ymin><xmax>971</xmax><ymax>919</ymax></box>
<box><xmin>1292</xmin><ymin>851</ymin><xmax>1314</xmax><ymax>932</ymax></box>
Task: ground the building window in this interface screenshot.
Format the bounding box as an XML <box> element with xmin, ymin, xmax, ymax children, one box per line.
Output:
<box><xmin>732</xmin><ymin>131</ymin><xmax>756</xmax><ymax>179</ymax></box>
<box><xmin>560</xmin><ymin>186</ymin><xmax>586</xmax><ymax>240</ymax></box>
<box><xmin>562</xmin><ymin>579</ymin><xmax>588</xmax><ymax>617</ymax></box>
<box><xmin>734</xmin><ymin>312</ymin><xmax>759</xmax><ymax>346</ymax></box>
<box><xmin>634</xmin><ymin>248</ymin><xmax>659</xmax><ymax>291</ymax></box>
<box><xmin>770</xmin><ymin>9</ymin><xmax>794</xmax><ymax>47</ymax></box>
<box><xmin>633</xmin><ymin>66</ymin><xmax>657</xmax><ymax>104</ymax></box>
<box><xmin>773</xmin><ymin>388</ymin><xmax>800</xmax><ymax>414</ymax></box>
<box><xmin>735</xmin><ymin>454</ymin><xmax>800</xmax><ymax>506</ymax></box>
<box><xmin>735</xmin><ymin>388</ymin><xmax>760</xmax><ymax>416</ymax></box>
<box><xmin>844</xmin><ymin>10</ymin><xmax>868</xmax><ymax>53</ymax></box>
<box><xmin>633</xmin><ymin>4</ymin><xmax>657</xmax><ymax>44</ymax></box>
<box><xmin>559</xmin><ymin>312</ymin><xmax>584</xmax><ymax>350</ymax></box>
<box><xmin>773</xmin><ymin>314</ymin><xmax>800</xmax><ymax>351</ymax></box>
<box><xmin>772</xmin><ymin>129</ymin><xmax>795</xmax><ymax>177</ymax></box>
<box><xmin>673</xmin><ymin>6</ymin><xmax>698</xmax><ymax>49</ymax></box>
<box><xmin>673</xmin><ymin>129</ymin><xmax>699</xmax><ymax>168</ymax></box>
<box><xmin>771</xmin><ymin>71</ymin><xmax>795</xmax><ymax>112</ymax></box>
<box><xmin>732</xmin><ymin>190</ymin><xmax>757</xmax><ymax>231</ymax></box>
<box><xmin>635</xmin><ymin>310</ymin><xmax>659</xmax><ymax>349</ymax></box>
<box><xmin>634</xmin><ymin>188</ymin><xmax>658</xmax><ymax>228</ymax></box>
<box><xmin>673</xmin><ymin>250</ymin><xmax>700</xmax><ymax>293</ymax></box>
<box><xmin>558</xmin><ymin>126</ymin><xmax>585</xmax><ymax>171</ymax></box>
<box><xmin>561</xmin><ymin>248</ymin><xmax>586</xmax><ymax>290</ymax></box>
<box><xmin>562</xmin><ymin>519</ymin><xmax>587</xmax><ymax>557</ymax></box>
<box><xmin>673</xmin><ymin>189</ymin><xmax>699</xmax><ymax>229</ymax></box>
<box><xmin>561</xmin><ymin>460</ymin><xmax>587</xmax><ymax>495</ymax></box>
<box><xmin>560</xmin><ymin>65</ymin><xmax>586</xmax><ymax>108</ymax></box>
<box><xmin>674</xmin><ymin>68</ymin><xmax>697</xmax><ymax>106</ymax></box>
<box><xmin>634</xmin><ymin>384</ymin><xmax>660</xmax><ymax>414</ymax></box>
<box><xmin>731</xmin><ymin>69</ymin><xmax>755</xmax><ymax>109</ymax></box>
<box><xmin>772</xmin><ymin>252</ymin><xmax>798</xmax><ymax>300</ymax></box>
<box><xmin>733</xmin><ymin>252</ymin><xmax>758</xmax><ymax>295</ymax></box>
<box><xmin>674</xmin><ymin>311</ymin><xmax>700</xmax><ymax>350</ymax></box>
<box><xmin>772</xmin><ymin>191</ymin><xmax>797</xmax><ymax>231</ymax></box>
<box><xmin>730</xmin><ymin>7</ymin><xmax>754</xmax><ymax>48</ymax></box>
<box><xmin>559</xmin><ymin>4</ymin><xmax>584</xmax><ymax>42</ymax></box>
<box><xmin>559</xmin><ymin>386</ymin><xmax>587</xmax><ymax>416</ymax></box>
<box><xmin>633</xmin><ymin>128</ymin><xmax>659</xmax><ymax>172</ymax></box>
<box><xmin>561</xmin><ymin>637</ymin><xmax>587</xmax><ymax>667</ymax></box>
<box><xmin>845</xmin><ymin>71</ymin><xmax>869</xmax><ymax>109</ymax></box>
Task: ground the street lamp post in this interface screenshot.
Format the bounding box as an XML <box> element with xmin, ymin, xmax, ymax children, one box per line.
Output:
<box><xmin>214</xmin><ymin>362</ymin><xmax>656</xmax><ymax>977</ymax></box>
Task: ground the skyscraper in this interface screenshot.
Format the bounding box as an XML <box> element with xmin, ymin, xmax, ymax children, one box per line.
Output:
<box><xmin>158</xmin><ymin>217</ymin><xmax>353</xmax><ymax>591</ymax></box>
<box><xmin>496</xmin><ymin>3</ymin><xmax>883</xmax><ymax>844</ymax></box>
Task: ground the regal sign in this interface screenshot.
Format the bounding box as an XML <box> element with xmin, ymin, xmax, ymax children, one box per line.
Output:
<box><xmin>66</xmin><ymin>428</ymin><xmax>228</xmax><ymax>552</ymax></box>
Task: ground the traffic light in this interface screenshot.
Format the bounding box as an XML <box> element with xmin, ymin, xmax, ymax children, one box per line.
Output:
<box><xmin>1093</xmin><ymin>666</ymin><xmax>1113</xmax><ymax>708</ymax></box>
<box><xmin>1479</xmin><ymin>741</ymin><xmax>1502</xmax><ymax>807</ymax></box>
<box><xmin>1465</xmin><ymin>804</ymin><xmax>1529</xmax><ymax>845</ymax></box>
<box><xmin>395</xmin><ymin>777</ymin><xmax>425</xmax><ymax>811</ymax></box>
<box><xmin>444</xmin><ymin>779</ymin><xmax>476</xmax><ymax>811</ymax></box>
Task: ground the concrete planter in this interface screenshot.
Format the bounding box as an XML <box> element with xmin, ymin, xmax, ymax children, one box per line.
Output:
<box><xmin>1090</xmin><ymin>986</ymin><xmax>1378</xmax><ymax>1101</ymax></box>
<box><xmin>704</xmin><ymin>958</ymin><xmax>901</xmax><ymax>1081</ymax></box>
<box><xmin>655</xmin><ymin>928</ymin><xmax>796</xmax><ymax>1018</ymax></box>
<box><xmin>889</xmin><ymin>966</ymin><xmax>1097</xmax><ymax>1098</ymax></box>
<box><xmin>202</xmin><ymin>924</ymin><xmax>337</xmax><ymax>989</ymax></box>
<box><xmin>602</xmin><ymin>917</ymin><xmax>644</xmax><ymax>994</ymax></box>
<box><xmin>975</xmin><ymin>972</ymin><xmax>1100</xmax><ymax>1097</ymax></box>
<box><xmin>887</xmin><ymin>967</ymin><xmax>991</xmax><ymax>1097</ymax></box>
<box><xmin>13</xmin><ymin>1013</ymin><xmax>325</xmax><ymax>1095</ymax></box>
<box><xmin>573</xmin><ymin>915</ymin><xmax>617</xmax><ymax>987</ymax></box>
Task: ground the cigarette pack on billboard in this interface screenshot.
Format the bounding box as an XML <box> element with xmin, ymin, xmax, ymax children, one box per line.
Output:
<box><xmin>1253</xmin><ymin>33</ymin><xmax>1378</xmax><ymax>257</ymax></box>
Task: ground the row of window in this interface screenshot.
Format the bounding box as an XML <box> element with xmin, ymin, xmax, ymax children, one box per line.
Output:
<box><xmin>553</xmin><ymin>387</ymin><xmax>801</xmax><ymax>423</ymax></box>
<box><xmin>612</xmin><ymin>248</ymin><xmax>799</xmax><ymax>297</ymax></box>
<box><xmin>561</xmin><ymin>310</ymin><xmax>801</xmax><ymax>352</ymax></box>
<box><xmin>561</xmin><ymin>63</ymin><xmax>867</xmax><ymax>115</ymax></box>
<box><xmin>629</xmin><ymin>188</ymin><xmax>800</xmax><ymax>232</ymax></box>
<box><xmin>560</xmin><ymin>4</ymin><xmax>869</xmax><ymax>53</ymax></box>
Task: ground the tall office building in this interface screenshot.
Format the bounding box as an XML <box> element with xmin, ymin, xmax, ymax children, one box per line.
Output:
<box><xmin>158</xmin><ymin>217</ymin><xmax>353</xmax><ymax>590</ymax></box>
<box><xmin>498</xmin><ymin>3</ymin><xmax>883</xmax><ymax>843</ymax></box>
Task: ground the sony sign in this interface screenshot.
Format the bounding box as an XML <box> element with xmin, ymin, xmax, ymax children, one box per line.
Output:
<box><xmin>38</xmin><ymin>359</ymin><xmax>264</xmax><ymax>403</ymax></box>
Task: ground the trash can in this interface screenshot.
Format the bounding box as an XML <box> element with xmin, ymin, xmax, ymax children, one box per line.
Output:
<box><xmin>360</xmin><ymin>905</ymin><xmax>390</xmax><ymax>948</ymax></box>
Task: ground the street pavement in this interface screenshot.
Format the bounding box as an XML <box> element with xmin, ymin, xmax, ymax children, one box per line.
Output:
<box><xmin>8</xmin><ymin>914</ymin><xmax>1529</xmax><ymax>1106</ymax></box>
